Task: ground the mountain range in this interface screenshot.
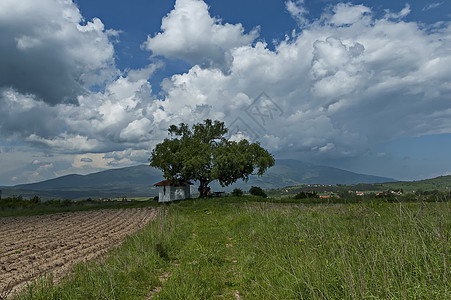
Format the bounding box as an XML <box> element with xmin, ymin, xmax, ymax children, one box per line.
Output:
<box><xmin>1</xmin><ymin>159</ymin><xmax>395</xmax><ymax>200</ymax></box>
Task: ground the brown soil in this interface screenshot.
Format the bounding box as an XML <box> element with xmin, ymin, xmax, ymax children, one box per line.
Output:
<box><xmin>0</xmin><ymin>207</ymin><xmax>158</xmax><ymax>297</ymax></box>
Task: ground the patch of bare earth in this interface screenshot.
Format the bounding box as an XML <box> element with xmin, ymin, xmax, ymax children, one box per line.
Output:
<box><xmin>146</xmin><ymin>272</ymin><xmax>171</xmax><ymax>299</ymax></box>
<box><xmin>0</xmin><ymin>207</ymin><xmax>158</xmax><ymax>297</ymax></box>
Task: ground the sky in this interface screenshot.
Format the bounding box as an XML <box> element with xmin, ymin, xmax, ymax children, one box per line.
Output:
<box><xmin>0</xmin><ymin>0</ymin><xmax>450</xmax><ymax>185</ymax></box>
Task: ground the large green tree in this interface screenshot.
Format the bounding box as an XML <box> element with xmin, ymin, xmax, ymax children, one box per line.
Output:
<box><xmin>149</xmin><ymin>119</ymin><xmax>275</xmax><ymax>197</ymax></box>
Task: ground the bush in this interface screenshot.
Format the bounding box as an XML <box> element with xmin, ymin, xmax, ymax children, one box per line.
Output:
<box><xmin>249</xmin><ymin>186</ymin><xmax>267</xmax><ymax>198</ymax></box>
<box><xmin>45</xmin><ymin>199</ymin><xmax>61</xmax><ymax>205</ymax></box>
<box><xmin>61</xmin><ymin>199</ymin><xmax>72</xmax><ymax>206</ymax></box>
<box><xmin>30</xmin><ymin>195</ymin><xmax>41</xmax><ymax>204</ymax></box>
<box><xmin>231</xmin><ymin>188</ymin><xmax>243</xmax><ymax>197</ymax></box>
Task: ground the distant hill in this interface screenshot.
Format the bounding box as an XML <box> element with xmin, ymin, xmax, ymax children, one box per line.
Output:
<box><xmin>1</xmin><ymin>159</ymin><xmax>395</xmax><ymax>200</ymax></box>
<box><xmin>2</xmin><ymin>165</ymin><xmax>163</xmax><ymax>200</ymax></box>
<box><xmin>380</xmin><ymin>175</ymin><xmax>451</xmax><ymax>193</ymax></box>
<box><xmin>268</xmin><ymin>174</ymin><xmax>451</xmax><ymax>197</ymax></box>
<box><xmin>234</xmin><ymin>159</ymin><xmax>394</xmax><ymax>189</ymax></box>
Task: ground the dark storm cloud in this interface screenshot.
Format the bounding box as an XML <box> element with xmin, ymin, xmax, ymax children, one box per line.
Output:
<box><xmin>0</xmin><ymin>89</ymin><xmax>64</xmax><ymax>138</ymax></box>
<box><xmin>0</xmin><ymin>0</ymin><xmax>116</xmax><ymax>105</ymax></box>
<box><xmin>0</xmin><ymin>30</ymin><xmax>84</xmax><ymax>105</ymax></box>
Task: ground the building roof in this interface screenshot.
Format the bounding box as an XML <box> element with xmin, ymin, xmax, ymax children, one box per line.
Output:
<box><xmin>154</xmin><ymin>179</ymin><xmax>192</xmax><ymax>186</ymax></box>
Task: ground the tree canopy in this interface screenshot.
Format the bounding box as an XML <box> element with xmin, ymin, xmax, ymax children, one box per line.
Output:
<box><xmin>149</xmin><ymin>119</ymin><xmax>275</xmax><ymax>197</ymax></box>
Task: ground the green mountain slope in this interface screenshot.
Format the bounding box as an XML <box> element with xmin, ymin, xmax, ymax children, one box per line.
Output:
<box><xmin>241</xmin><ymin>159</ymin><xmax>394</xmax><ymax>189</ymax></box>
<box><xmin>2</xmin><ymin>165</ymin><xmax>163</xmax><ymax>200</ymax></box>
<box><xmin>13</xmin><ymin>165</ymin><xmax>162</xmax><ymax>190</ymax></box>
<box><xmin>1</xmin><ymin>159</ymin><xmax>395</xmax><ymax>199</ymax></box>
<box><xmin>380</xmin><ymin>175</ymin><xmax>451</xmax><ymax>193</ymax></box>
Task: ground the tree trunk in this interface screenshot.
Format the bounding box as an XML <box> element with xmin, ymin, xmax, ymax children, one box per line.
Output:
<box><xmin>198</xmin><ymin>180</ymin><xmax>209</xmax><ymax>198</ymax></box>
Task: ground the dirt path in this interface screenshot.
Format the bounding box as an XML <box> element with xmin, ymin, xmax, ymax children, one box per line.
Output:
<box><xmin>0</xmin><ymin>207</ymin><xmax>158</xmax><ymax>297</ymax></box>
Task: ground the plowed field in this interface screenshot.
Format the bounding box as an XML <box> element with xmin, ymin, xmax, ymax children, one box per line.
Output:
<box><xmin>0</xmin><ymin>207</ymin><xmax>158</xmax><ymax>296</ymax></box>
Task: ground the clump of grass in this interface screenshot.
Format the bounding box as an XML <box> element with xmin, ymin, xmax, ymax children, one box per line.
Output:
<box><xmin>15</xmin><ymin>197</ymin><xmax>449</xmax><ymax>299</ymax></box>
<box><xmin>232</xmin><ymin>200</ymin><xmax>449</xmax><ymax>299</ymax></box>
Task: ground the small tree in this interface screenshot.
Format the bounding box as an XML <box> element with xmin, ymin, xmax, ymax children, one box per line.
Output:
<box><xmin>231</xmin><ymin>188</ymin><xmax>244</xmax><ymax>197</ymax></box>
<box><xmin>30</xmin><ymin>195</ymin><xmax>40</xmax><ymax>204</ymax></box>
<box><xmin>150</xmin><ymin>119</ymin><xmax>275</xmax><ymax>197</ymax></box>
<box><xmin>249</xmin><ymin>186</ymin><xmax>267</xmax><ymax>198</ymax></box>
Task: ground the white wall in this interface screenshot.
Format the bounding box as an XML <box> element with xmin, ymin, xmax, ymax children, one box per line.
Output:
<box><xmin>158</xmin><ymin>185</ymin><xmax>190</xmax><ymax>202</ymax></box>
<box><xmin>158</xmin><ymin>185</ymin><xmax>171</xmax><ymax>202</ymax></box>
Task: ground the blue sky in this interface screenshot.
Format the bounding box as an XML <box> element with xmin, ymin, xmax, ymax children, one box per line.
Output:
<box><xmin>0</xmin><ymin>0</ymin><xmax>450</xmax><ymax>185</ymax></box>
<box><xmin>76</xmin><ymin>0</ymin><xmax>450</xmax><ymax>92</ymax></box>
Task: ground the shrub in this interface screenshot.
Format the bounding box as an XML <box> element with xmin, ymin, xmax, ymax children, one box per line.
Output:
<box><xmin>231</xmin><ymin>188</ymin><xmax>243</xmax><ymax>197</ymax></box>
<box><xmin>249</xmin><ymin>186</ymin><xmax>267</xmax><ymax>198</ymax></box>
<box><xmin>45</xmin><ymin>199</ymin><xmax>61</xmax><ymax>205</ymax></box>
<box><xmin>61</xmin><ymin>199</ymin><xmax>72</xmax><ymax>206</ymax></box>
<box><xmin>30</xmin><ymin>195</ymin><xmax>41</xmax><ymax>204</ymax></box>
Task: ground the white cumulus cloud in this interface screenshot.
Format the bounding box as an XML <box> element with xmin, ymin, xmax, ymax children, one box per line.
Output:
<box><xmin>143</xmin><ymin>0</ymin><xmax>259</xmax><ymax>72</ymax></box>
<box><xmin>153</xmin><ymin>2</ymin><xmax>451</xmax><ymax>162</ymax></box>
<box><xmin>422</xmin><ymin>2</ymin><xmax>443</xmax><ymax>11</ymax></box>
<box><xmin>328</xmin><ymin>3</ymin><xmax>371</xmax><ymax>26</ymax></box>
<box><xmin>384</xmin><ymin>4</ymin><xmax>411</xmax><ymax>20</ymax></box>
<box><xmin>286</xmin><ymin>0</ymin><xmax>309</xmax><ymax>27</ymax></box>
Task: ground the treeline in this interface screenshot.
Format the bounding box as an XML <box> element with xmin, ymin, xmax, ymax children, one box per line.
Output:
<box><xmin>282</xmin><ymin>190</ymin><xmax>451</xmax><ymax>204</ymax></box>
<box><xmin>0</xmin><ymin>195</ymin><xmax>87</xmax><ymax>209</ymax></box>
<box><xmin>346</xmin><ymin>189</ymin><xmax>451</xmax><ymax>201</ymax></box>
<box><xmin>0</xmin><ymin>196</ymin><xmax>157</xmax><ymax>217</ymax></box>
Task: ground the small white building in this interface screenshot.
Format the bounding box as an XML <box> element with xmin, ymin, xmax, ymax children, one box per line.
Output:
<box><xmin>154</xmin><ymin>179</ymin><xmax>192</xmax><ymax>202</ymax></box>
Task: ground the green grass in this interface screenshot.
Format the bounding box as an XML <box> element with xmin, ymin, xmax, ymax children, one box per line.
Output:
<box><xmin>13</xmin><ymin>196</ymin><xmax>450</xmax><ymax>299</ymax></box>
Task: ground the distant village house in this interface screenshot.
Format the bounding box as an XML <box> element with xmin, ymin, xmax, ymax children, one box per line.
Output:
<box><xmin>154</xmin><ymin>180</ymin><xmax>192</xmax><ymax>202</ymax></box>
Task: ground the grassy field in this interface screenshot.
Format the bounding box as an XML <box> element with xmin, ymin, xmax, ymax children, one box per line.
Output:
<box><xmin>13</xmin><ymin>196</ymin><xmax>450</xmax><ymax>299</ymax></box>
